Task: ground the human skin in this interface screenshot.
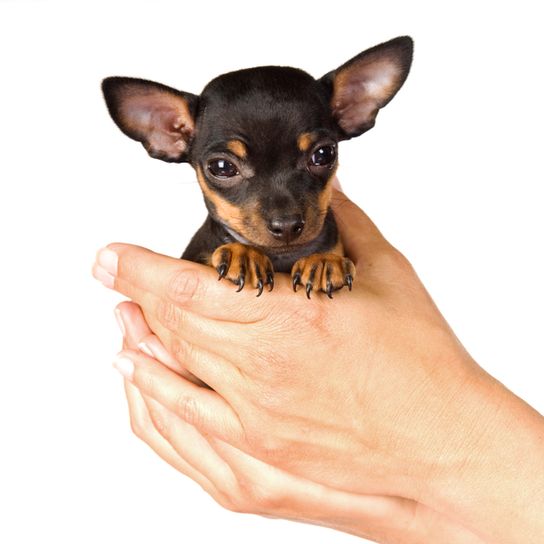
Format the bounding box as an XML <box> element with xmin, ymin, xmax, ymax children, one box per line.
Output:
<box><xmin>117</xmin><ymin>301</ymin><xmax>485</xmax><ymax>543</ymax></box>
<box><xmin>94</xmin><ymin>186</ymin><xmax>544</xmax><ymax>543</ymax></box>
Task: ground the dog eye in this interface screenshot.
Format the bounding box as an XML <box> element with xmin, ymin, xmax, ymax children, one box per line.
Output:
<box><xmin>310</xmin><ymin>145</ymin><xmax>336</xmax><ymax>167</ymax></box>
<box><xmin>207</xmin><ymin>159</ymin><xmax>240</xmax><ymax>179</ymax></box>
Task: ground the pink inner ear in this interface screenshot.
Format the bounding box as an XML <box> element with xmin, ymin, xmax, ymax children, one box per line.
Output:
<box><xmin>332</xmin><ymin>55</ymin><xmax>404</xmax><ymax>135</ymax></box>
<box><xmin>120</xmin><ymin>91</ymin><xmax>194</xmax><ymax>161</ymax></box>
<box><xmin>351</xmin><ymin>60</ymin><xmax>401</xmax><ymax>104</ymax></box>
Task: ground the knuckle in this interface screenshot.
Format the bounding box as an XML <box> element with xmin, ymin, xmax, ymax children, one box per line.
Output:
<box><xmin>209</xmin><ymin>477</ymin><xmax>248</xmax><ymax>513</ymax></box>
<box><xmin>283</xmin><ymin>299</ymin><xmax>329</xmax><ymax>339</ymax></box>
<box><xmin>139</xmin><ymin>369</ymin><xmax>156</xmax><ymax>394</ymax></box>
<box><xmin>175</xmin><ymin>394</ymin><xmax>200</xmax><ymax>427</ymax></box>
<box><xmin>236</xmin><ymin>479</ymin><xmax>284</xmax><ymax>513</ymax></box>
<box><xmin>248</xmin><ymin>386</ymin><xmax>278</xmax><ymax>412</ymax></box>
<box><xmin>155</xmin><ymin>298</ymin><xmax>182</xmax><ymax>332</ymax></box>
<box><xmin>219</xmin><ymin>495</ymin><xmax>247</xmax><ymax>514</ymax></box>
<box><xmin>253</xmin><ymin>488</ymin><xmax>286</xmax><ymax>513</ymax></box>
<box><xmin>246</xmin><ymin>432</ymin><xmax>284</xmax><ymax>464</ymax></box>
<box><xmin>214</xmin><ymin>472</ymin><xmax>285</xmax><ymax>515</ymax></box>
<box><xmin>166</xmin><ymin>268</ymin><xmax>200</xmax><ymax>304</ymax></box>
<box><xmin>170</xmin><ymin>335</ymin><xmax>191</xmax><ymax>364</ymax></box>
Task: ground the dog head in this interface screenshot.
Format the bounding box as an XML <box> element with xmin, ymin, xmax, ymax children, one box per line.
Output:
<box><xmin>102</xmin><ymin>36</ymin><xmax>413</xmax><ymax>251</ymax></box>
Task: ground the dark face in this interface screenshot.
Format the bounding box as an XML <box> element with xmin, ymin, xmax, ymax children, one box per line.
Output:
<box><xmin>102</xmin><ymin>37</ymin><xmax>413</xmax><ymax>248</ymax></box>
<box><xmin>190</xmin><ymin>67</ymin><xmax>339</xmax><ymax>250</ymax></box>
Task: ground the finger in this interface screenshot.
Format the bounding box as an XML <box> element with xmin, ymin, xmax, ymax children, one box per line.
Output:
<box><xmin>124</xmin><ymin>380</ymin><xmax>220</xmax><ymax>498</ymax></box>
<box><xmin>142</xmin><ymin>394</ymin><xmax>237</xmax><ymax>492</ymax></box>
<box><xmin>113</xmin><ymin>276</ymin><xmax>251</xmax><ymax>355</ymax></box>
<box><xmin>116</xmin><ymin>291</ymin><xmax>249</xmax><ymax>378</ymax></box>
<box><xmin>114</xmin><ymin>349</ymin><xmax>245</xmax><ymax>446</ymax></box>
<box><xmin>116</xmin><ymin>301</ymin><xmax>208</xmax><ymax>387</ymax></box>
<box><xmin>129</xmin><ymin>385</ymin><xmax>485</xmax><ymax>544</ymax></box>
<box><xmin>209</xmin><ymin>438</ymin><xmax>484</xmax><ymax>543</ymax></box>
<box><xmin>138</xmin><ymin>331</ymin><xmax>236</xmax><ymax>395</ymax></box>
<box><xmin>93</xmin><ymin>243</ymin><xmax>288</xmax><ymax>322</ymax></box>
<box><xmin>116</xmin><ymin>301</ymin><xmax>151</xmax><ymax>347</ymax></box>
<box><xmin>330</xmin><ymin>182</ymin><xmax>392</xmax><ymax>266</ymax></box>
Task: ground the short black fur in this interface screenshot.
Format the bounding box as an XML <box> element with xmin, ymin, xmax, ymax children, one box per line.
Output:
<box><xmin>102</xmin><ymin>36</ymin><xmax>413</xmax><ymax>296</ymax></box>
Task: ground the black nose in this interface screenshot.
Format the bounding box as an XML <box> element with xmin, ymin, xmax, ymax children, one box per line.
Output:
<box><xmin>267</xmin><ymin>215</ymin><xmax>305</xmax><ymax>243</ymax></box>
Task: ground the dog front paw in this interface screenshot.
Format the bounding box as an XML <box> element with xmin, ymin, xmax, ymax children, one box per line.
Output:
<box><xmin>211</xmin><ymin>243</ymin><xmax>274</xmax><ymax>296</ymax></box>
<box><xmin>291</xmin><ymin>254</ymin><xmax>355</xmax><ymax>299</ymax></box>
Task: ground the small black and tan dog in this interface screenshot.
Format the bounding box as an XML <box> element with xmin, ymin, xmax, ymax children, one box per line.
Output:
<box><xmin>102</xmin><ymin>36</ymin><xmax>412</xmax><ymax>298</ymax></box>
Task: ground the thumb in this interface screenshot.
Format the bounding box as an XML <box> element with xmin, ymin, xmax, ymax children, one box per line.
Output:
<box><xmin>330</xmin><ymin>178</ymin><xmax>389</xmax><ymax>265</ymax></box>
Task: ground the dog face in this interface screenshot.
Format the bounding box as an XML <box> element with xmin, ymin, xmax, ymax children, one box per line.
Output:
<box><xmin>190</xmin><ymin>65</ymin><xmax>339</xmax><ymax>250</ymax></box>
<box><xmin>102</xmin><ymin>36</ymin><xmax>412</xmax><ymax>251</ymax></box>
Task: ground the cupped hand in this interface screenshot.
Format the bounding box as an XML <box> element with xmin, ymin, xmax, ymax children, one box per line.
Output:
<box><xmin>94</xmin><ymin>188</ymin><xmax>489</xmax><ymax>501</ymax></box>
<box><xmin>115</xmin><ymin>300</ymin><xmax>485</xmax><ymax>544</ymax></box>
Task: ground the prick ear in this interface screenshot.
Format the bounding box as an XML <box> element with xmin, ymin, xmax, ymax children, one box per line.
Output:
<box><xmin>321</xmin><ymin>36</ymin><xmax>413</xmax><ymax>139</ymax></box>
<box><xmin>101</xmin><ymin>77</ymin><xmax>198</xmax><ymax>163</ymax></box>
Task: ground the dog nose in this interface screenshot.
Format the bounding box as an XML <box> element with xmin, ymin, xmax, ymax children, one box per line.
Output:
<box><xmin>267</xmin><ymin>215</ymin><xmax>305</xmax><ymax>243</ymax></box>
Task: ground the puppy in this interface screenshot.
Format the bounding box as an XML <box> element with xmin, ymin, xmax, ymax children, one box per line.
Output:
<box><xmin>102</xmin><ymin>36</ymin><xmax>413</xmax><ymax>298</ymax></box>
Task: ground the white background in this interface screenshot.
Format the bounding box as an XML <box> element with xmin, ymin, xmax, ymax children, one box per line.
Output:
<box><xmin>1</xmin><ymin>1</ymin><xmax>542</xmax><ymax>543</ymax></box>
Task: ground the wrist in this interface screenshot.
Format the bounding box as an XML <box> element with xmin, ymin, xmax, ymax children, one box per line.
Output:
<box><xmin>422</xmin><ymin>367</ymin><xmax>544</xmax><ymax>543</ymax></box>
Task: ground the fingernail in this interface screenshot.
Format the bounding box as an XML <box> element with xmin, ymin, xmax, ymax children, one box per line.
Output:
<box><xmin>138</xmin><ymin>342</ymin><xmax>153</xmax><ymax>357</ymax></box>
<box><xmin>138</xmin><ymin>336</ymin><xmax>172</xmax><ymax>365</ymax></box>
<box><xmin>114</xmin><ymin>308</ymin><xmax>126</xmax><ymax>336</ymax></box>
<box><xmin>97</xmin><ymin>247</ymin><xmax>118</xmax><ymax>277</ymax></box>
<box><xmin>93</xmin><ymin>264</ymin><xmax>115</xmax><ymax>289</ymax></box>
<box><xmin>113</xmin><ymin>354</ymin><xmax>134</xmax><ymax>380</ymax></box>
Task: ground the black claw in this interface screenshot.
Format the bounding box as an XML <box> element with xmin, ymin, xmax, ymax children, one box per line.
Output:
<box><xmin>235</xmin><ymin>275</ymin><xmax>245</xmax><ymax>292</ymax></box>
<box><xmin>325</xmin><ymin>264</ymin><xmax>333</xmax><ymax>299</ymax></box>
<box><xmin>292</xmin><ymin>271</ymin><xmax>301</xmax><ymax>292</ymax></box>
<box><xmin>254</xmin><ymin>265</ymin><xmax>264</xmax><ymax>297</ymax></box>
<box><xmin>326</xmin><ymin>280</ymin><xmax>333</xmax><ymax>299</ymax></box>
<box><xmin>266</xmin><ymin>271</ymin><xmax>274</xmax><ymax>291</ymax></box>
<box><xmin>217</xmin><ymin>263</ymin><xmax>228</xmax><ymax>280</ymax></box>
<box><xmin>306</xmin><ymin>264</ymin><xmax>319</xmax><ymax>299</ymax></box>
<box><xmin>346</xmin><ymin>274</ymin><xmax>353</xmax><ymax>291</ymax></box>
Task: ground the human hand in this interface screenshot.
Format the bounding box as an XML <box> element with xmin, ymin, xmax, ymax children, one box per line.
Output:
<box><xmin>93</xmin><ymin>187</ymin><xmax>481</xmax><ymax>497</ymax></box>
<box><xmin>94</xmin><ymin>186</ymin><xmax>544</xmax><ymax>543</ymax></box>
<box><xmin>115</xmin><ymin>300</ymin><xmax>485</xmax><ymax>544</ymax></box>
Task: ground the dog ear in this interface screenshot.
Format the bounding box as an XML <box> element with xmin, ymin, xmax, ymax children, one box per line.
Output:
<box><xmin>321</xmin><ymin>36</ymin><xmax>413</xmax><ymax>139</ymax></box>
<box><xmin>101</xmin><ymin>77</ymin><xmax>198</xmax><ymax>163</ymax></box>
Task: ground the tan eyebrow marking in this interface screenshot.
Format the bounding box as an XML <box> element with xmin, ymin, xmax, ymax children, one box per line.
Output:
<box><xmin>297</xmin><ymin>132</ymin><xmax>315</xmax><ymax>152</ymax></box>
<box><xmin>226</xmin><ymin>139</ymin><xmax>248</xmax><ymax>159</ymax></box>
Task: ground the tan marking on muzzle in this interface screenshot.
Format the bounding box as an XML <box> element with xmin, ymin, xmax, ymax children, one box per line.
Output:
<box><xmin>196</xmin><ymin>166</ymin><xmax>245</xmax><ymax>231</ymax></box>
<box><xmin>317</xmin><ymin>168</ymin><xmax>338</xmax><ymax>217</ymax></box>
